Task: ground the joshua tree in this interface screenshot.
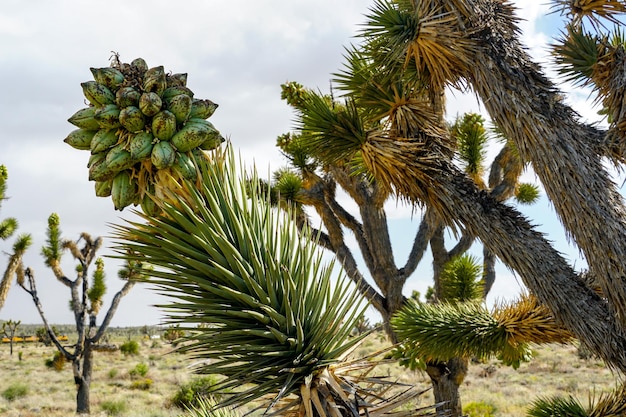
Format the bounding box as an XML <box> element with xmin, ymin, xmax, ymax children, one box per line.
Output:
<box><xmin>9</xmin><ymin>213</ymin><xmax>143</xmax><ymax>414</ymax></box>
<box><xmin>0</xmin><ymin>165</ymin><xmax>30</xmax><ymax>311</ymax></box>
<box><xmin>281</xmin><ymin>0</ymin><xmax>626</xmax><ymax>377</ymax></box>
<box><xmin>274</xmin><ymin>85</ymin><xmax>536</xmax><ymax>414</ymax></box>
<box><xmin>1</xmin><ymin>319</ymin><xmax>21</xmax><ymax>356</ymax></box>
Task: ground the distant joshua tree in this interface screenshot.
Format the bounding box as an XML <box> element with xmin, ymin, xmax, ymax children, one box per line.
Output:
<box><xmin>4</xmin><ymin>213</ymin><xmax>146</xmax><ymax>414</ymax></box>
<box><xmin>1</xmin><ymin>319</ymin><xmax>21</xmax><ymax>356</ymax></box>
<box><xmin>0</xmin><ymin>165</ymin><xmax>30</xmax><ymax>312</ymax></box>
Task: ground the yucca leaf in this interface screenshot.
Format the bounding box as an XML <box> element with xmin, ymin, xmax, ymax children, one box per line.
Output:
<box><xmin>527</xmin><ymin>395</ymin><xmax>588</xmax><ymax>417</ymax></box>
<box><xmin>112</xmin><ymin>146</ymin><xmax>368</xmax><ymax>410</ymax></box>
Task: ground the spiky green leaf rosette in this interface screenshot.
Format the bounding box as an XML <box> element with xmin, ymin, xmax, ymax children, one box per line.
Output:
<box><xmin>111</xmin><ymin>147</ymin><xmax>370</xmax><ymax>409</ymax></box>
<box><xmin>63</xmin><ymin>55</ymin><xmax>225</xmax><ymax>212</ymax></box>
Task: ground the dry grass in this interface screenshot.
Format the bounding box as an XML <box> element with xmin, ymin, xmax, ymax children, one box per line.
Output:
<box><xmin>0</xmin><ymin>331</ymin><xmax>620</xmax><ymax>416</ymax></box>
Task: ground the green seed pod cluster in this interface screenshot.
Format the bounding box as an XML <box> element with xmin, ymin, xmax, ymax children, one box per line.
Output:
<box><xmin>64</xmin><ymin>55</ymin><xmax>224</xmax><ymax>212</ymax></box>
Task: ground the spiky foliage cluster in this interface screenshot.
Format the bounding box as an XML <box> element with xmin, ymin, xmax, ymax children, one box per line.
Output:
<box><xmin>552</xmin><ymin>0</ymin><xmax>626</xmax><ymax>26</ymax></box>
<box><xmin>0</xmin><ymin>166</ymin><xmax>31</xmax><ymax>310</ymax></box>
<box><xmin>391</xmin><ymin>294</ymin><xmax>573</xmax><ymax>369</ymax></box>
<box><xmin>514</xmin><ymin>183</ymin><xmax>540</xmax><ymax>205</ymax></box>
<box><xmin>360</xmin><ymin>0</ymin><xmax>478</xmax><ymax>92</ymax></box>
<box><xmin>439</xmin><ymin>254</ymin><xmax>484</xmax><ymax>303</ymax></box>
<box><xmin>87</xmin><ymin>258</ymin><xmax>106</xmax><ymax>315</ymax></box>
<box><xmin>181</xmin><ymin>396</ymin><xmax>240</xmax><ymax>417</ymax></box>
<box><xmin>528</xmin><ymin>384</ymin><xmax>626</xmax><ymax>417</ymax></box>
<box><xmin>551</xmin><ymin>8</ymin><xmax>626</xmax><ymax>152</ymax></box>
<box><xmin>451</xmin><ymin>113</ymin><xmax>488</xmax><ymax>186</ymax></box>
<box><xmin>114</xmin><ymin>147</ymin><xmax>437</xmax><ymax>416</ymax></box>
<box><xmin>0</xmin><ymin>165</ymin><xmax>18</xmax><ymax>241</ymax></box>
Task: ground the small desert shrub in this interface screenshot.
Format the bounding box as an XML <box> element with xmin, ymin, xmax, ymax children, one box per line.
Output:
<box><xmin>2</xmin><ymin>383</ymin><xmax>29</xmax><ymax>402</ymax></box>
<box><xmin>101</xmin><ymin>399</ymin><xmax>128</xmax><ymax>415</ymax></box>
<box><xmin>171</xmin><ymin>375</ymin><xmax>221</xmax><ymax>409</ymax></box>
<box><xmin>129</xmin><ymin>362</ymin><xmax>149</xmax><ymax>379</ymax></box>
<box><xmin>464</xmin><ymin>401</ymin><xmax>496</xmax><ymax>417</ymax></box>
<box><xmin>108</xmin><ymin>368</ymin><xmax>119</xmax><ymax>379</ymax></box>
<box><xmin>130</xmin><ymin>378</ymin><xmax>153</xmax><ymax>390</ymax></box>
<box><xmin>120</xmin><ymin>340</ymin><xmax>140</xmax><ymax>356</ymax></box>
<box><xmin>44</xmin><ymin>351</ymin><xmax>66</xmax><ymax>371</ymax></box>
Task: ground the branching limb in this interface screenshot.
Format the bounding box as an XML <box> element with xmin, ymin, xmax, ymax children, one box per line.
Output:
<box><xmin>20</xmin><ymin>268</ymin><xmax>74</xmax><ymax>360</ymax></box>
<box><xmin>92</xmin><ymin>280</ymin><xmax>136</xmax><ymax>343</ymax></box>
<box><xmin>401</xmin><ymin>208</ymin><xmax>436</xmax><ymax>277</ymax></box>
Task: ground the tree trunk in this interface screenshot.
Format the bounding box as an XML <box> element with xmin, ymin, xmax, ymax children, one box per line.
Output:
<box><xmin>426</xmin><ymin>358</ymin><xmax>468</xmax><ymax>417</ymax></box>
<box><xmin>75</xmin><ymin>344</ymin><xmax>93</xmax><ymax>414</ymax></box>
<box><xmin>428</xmin><ymin>225</ymin><xmax>470</xmax><ymax>417</ymax></box>
<box><xmin>463</xmin><ymin>0</ymin><xmax>626</xmax><ymax>325</ymax></box>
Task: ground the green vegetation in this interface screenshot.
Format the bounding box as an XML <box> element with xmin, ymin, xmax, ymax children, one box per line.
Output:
<box><xmin>100</xmin><ymin>399</ymin><xmax>128</xmax><ymax>416</ymax></box>
<box><xmin>171</xmin><ymin>375</ymin><xmax>221</xmax><ymax>410</ymax></box>
<box><xmin>464</xmin><ymin>401</ymin><xmax>497</xmax><ymax>417</ymax></box>
<box><xmin>2</xmin><ymin>382</ymin><xmax>28</xmax><ymax>402</ymax></box>
<box><xmin>130</xmin><ymin>378</ymin><xmax>153</xmax><ymax>391</ymax></box>
<box><xmin>129</xmin><ymin>362</ymin><xmax>149</xmax><ymax>379</ymax></box>
<box><xmin>120</xmin><ymin>339</ymin><xmax>140</xmax><ymax>356</ymax></box>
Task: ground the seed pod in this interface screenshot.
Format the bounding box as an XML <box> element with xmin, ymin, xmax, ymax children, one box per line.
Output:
<box><xmin>63</xmin><ymin>129</ymin><xmax>97</xmax><ymax>150</ymax></box>
<box><xmin>171</xmin><ymin>119</ymin><xmax>219</xmax><ymax>152</ymax></box>
<box><xmin>166</xmin><ymin>73</ymin><xmax>187</xmax><ymax>87</ymax></box>
<box><xmin>95</xmin><ymin>179</ymin><xmax>113</xmax><ymax>197</ymax></box>
<box><xmin>131</xmin><ymin>58</ymin><xmax>148</xmax><ymax>73</ymax></box>
<box><xmin>129</xmin><ymin>131</ymin><xmax>154</xmax><ymax>160</ymax></box>
<box><xmin>151</xmin><ymin>110</ymin><xmax>177</xmax><ymax>140</ymax></box>
<box><xmin>106</xmin><ymin>144</ymin><xmax>135</xmax><ymax>172</ymax></box>
<box><xmin>81</xmin><ymin>81</ymin><xmax>116</xmax><ymax>106</ymax></box>
<box><xmin>139</xmin><ymin>92</ymin><xmax>162</xmax><ymax>117</ymax></box>
<box><xmin>189</xmin><ymin>99</ymin><xmax>218</xmax><ymax>119</ymax></box>
<box><xmin>68</xmin><ymin>107</ymin><xmax>100</xmax><ymax>130</ymax></box>
<box><xmin>87</xmin><ymin>151</ymin><xmax>107</xmax><ymax>168</ymax></box>
<box><xmin>119</xmin><ymin>106</ymin><xmax>145</xmax><ymax>132</ymax></box>
<box><xmin>151</xmin><ymin>141</ymin><xmax>176</xmax><ymax>169</ymax></box>
<box><xmin>166</xmin><ymin>94</ymin><xmax>192</xmax><ymax>124</ymax></box>
<box><xmin>116</xmin><ymin>86</ymin><xmax>141</xmax><ymax>108</ymax></box>
<box><xmin>90</xmin><ymin>67</ymin><xmax>125</xmax><ymax>90</ymax></box>
<box><xmin>199</xmin><ymin>133</ymin><xmax>225</xmax><ymax>151</ymax></box>
<box><xmin>111</xmin><ymin>170</ymin><xmax>138</xmax><ymax>210</ymax></box>
<box><xmin>88</xmin><ymin>157</ymin><xmax>116</xmax><ymax>182</ymax></box>
<box><xmin>143</xmin><ymin>66</ymin><xmax>166</xmax><ymax>96</ymax></box>
<box><xmin>162</xmin><ymin>86</ymin><xmax>193</xmax><ymax>102</ymax></box>
<box><xmin>94</xmin><ymin>104</ymin><xmax>121</xmax><ymax>129</ymax></box>
<box><xmin>91</xmin><ymin>129</ymin><xmax>119</xmax><ymax>154</ymax></box>
<box><xmin>172</xmin><ymin>152</ymin><xmax>197</xmax><ymax>180</ymax></box>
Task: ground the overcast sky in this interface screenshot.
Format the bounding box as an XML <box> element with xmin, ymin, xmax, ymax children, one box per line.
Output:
<box><xmin>0</xmin><ymin>1</ymin><xmax>607</xmax><ymax>327</ymax></box>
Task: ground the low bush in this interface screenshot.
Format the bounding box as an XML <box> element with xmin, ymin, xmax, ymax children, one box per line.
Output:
<box><xmin>101</xmin><ymin>399</ymin><xmax>128</xmax><ymax>415</ymax></box>
<box><xmin>464</xmin><ymin>401</ymin><xmax>497</xmax><ymax>417</ymax></box>
<box><xmin>44</xmin><ymin>351</ymin><xmax>66</xmax><ymax>371</ymax></box>
<box><xmin>130</xmin><ymin>378</ymin><xmax>153</xmax><ymax>391</ymax></box>
<box><xmin>171</xmin><ymin>375</ymin><xmax>221</xmax><ymax>409</ymax></box>
<box><xmin>119</xmin><ymin>340</ymin><xmax>139</xmax><ymax>356</ymax></box>
<box><xmin>2</xmin><ymin>383</ymin><xmax>28</xmax><ymax>402</ymax></box>
<box><xmin>129</xmin><ymin>362</ymin><xmax>149</xmax><ymax>379</ymax></box>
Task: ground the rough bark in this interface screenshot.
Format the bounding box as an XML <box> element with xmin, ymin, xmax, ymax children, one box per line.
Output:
<box><xmin>426</xmin><ymin>358</ymin><xmax>468</xmax><ymax>417</ymax></box>
<box><xmin>462</xmin><ymin>0</ymin><xmax>626</xmax><ymax>326</ymax></box>
<box><xmin>438</xmin><ymin>166</ymin><xmax>626</xmax><ymax>372</ymax></box>
<box><xmin>427</xmin><ymin>223</ymin><xmax>474</xmax><ymax>416</ymax></box>
<box><xmin>75</xmin><ymin>344</ymin><xmax>93</xmax><ymax>414</ymax></box>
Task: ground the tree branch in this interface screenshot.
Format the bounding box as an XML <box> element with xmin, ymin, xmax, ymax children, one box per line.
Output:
<box><xmin>400</xmin><ymin>208</ymin><xmax>435</xmax><ymax>277</ymax></box>
<box><xmin>20</xmin><ymin>268</ymin><xmax>74</xmax><ymax>360</ymax></box>
<box><xmin>92</xmin><ymin>280</ymin><xmax>136</xmax><ymax>343</ymax></box>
